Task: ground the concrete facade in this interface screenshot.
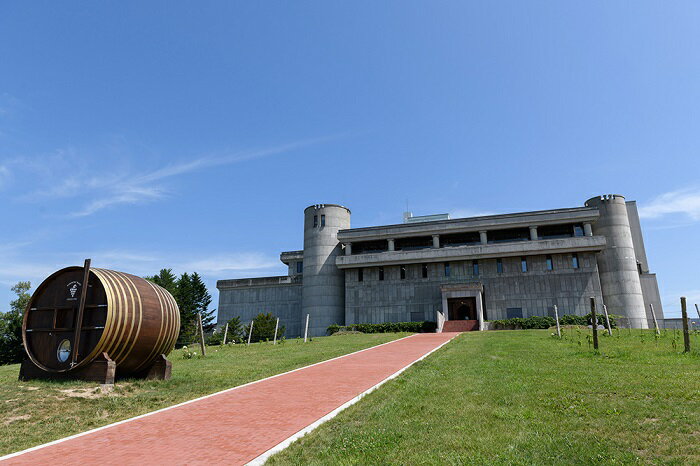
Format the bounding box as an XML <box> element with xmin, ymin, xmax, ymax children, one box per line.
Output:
<box><xmin>217</xmin><ymin>195</ymin><xmax>663</xmax><ymax>335</ymax></box>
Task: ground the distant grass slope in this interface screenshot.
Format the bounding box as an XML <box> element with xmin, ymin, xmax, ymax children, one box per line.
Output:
<box><xmin>0</xmin><ymin>332</ymin><xmax>409</xmax><ymax>456</ymax></box>
<box><xmin>269</xmin><ymin>329</ymin><xmax>700</xmax><ymax>464</ymax></box>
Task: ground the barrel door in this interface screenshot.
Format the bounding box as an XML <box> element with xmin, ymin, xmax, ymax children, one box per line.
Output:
<box><xmin>22</xmin><ymin>267</ymin><xmax>180</xmax><ymax>374</ymax></box>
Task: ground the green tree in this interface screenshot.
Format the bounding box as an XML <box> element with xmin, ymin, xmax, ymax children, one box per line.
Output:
<box><xmin>0</xmin><ymin>281</ymin><xmax>31</xmax><ymax>365</ymax></box>
<box><xmin>145</xmin><ymin>269</ymin><xmax>178</xmax><ymax>296</ymax></box>
<box><xmin>243</xmin><ymin>313</ymin><xmax>285</xmax><ymax>343</ymax></box>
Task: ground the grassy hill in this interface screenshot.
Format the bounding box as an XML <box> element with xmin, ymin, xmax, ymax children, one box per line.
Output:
<box><xmin>269</xmin><ymin>329</ymin><xmax>700</xmax><ymax>464</ymax></box>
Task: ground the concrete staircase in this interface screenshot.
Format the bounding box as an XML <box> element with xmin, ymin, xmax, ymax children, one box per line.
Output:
<box><xmin>442</xmin><ymin>320</ymin><xmax>479</xmax><ymax>332</ymax></box>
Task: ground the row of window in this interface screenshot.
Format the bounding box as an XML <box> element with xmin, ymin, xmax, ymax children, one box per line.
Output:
<box><xmin>357</xmin><ymin>254</ymin><xmax>581</xmax><ymax>281</ymax></box>
<box><xmin>312</xmin><ymin>215</ymin><xmax>326</xmax><ymax>228</ymax></box>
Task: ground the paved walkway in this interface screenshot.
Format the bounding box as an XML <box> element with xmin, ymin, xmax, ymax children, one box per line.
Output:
<box><xmin>3</xmin><ymin>332</ymin><xmax>457</xmax><ymax>465</ymax></box>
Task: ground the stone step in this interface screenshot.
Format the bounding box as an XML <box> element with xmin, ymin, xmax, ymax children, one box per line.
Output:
<box><xmin>442</xmin><ymin>320</ymin><xmax>479</xmax><ymax>332</ymax></box>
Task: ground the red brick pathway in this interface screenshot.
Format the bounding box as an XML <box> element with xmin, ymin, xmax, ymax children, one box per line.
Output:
<box><xmin>3</xmin><ymin>333</ymin><xmax>457</xmax><ymax>465</ymax></box>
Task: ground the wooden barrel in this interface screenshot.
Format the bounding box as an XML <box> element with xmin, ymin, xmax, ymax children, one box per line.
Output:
<box><xmin>22</xmin><ymin>266</ymin><xmax>180</xmax><ymax>375</ymax></box>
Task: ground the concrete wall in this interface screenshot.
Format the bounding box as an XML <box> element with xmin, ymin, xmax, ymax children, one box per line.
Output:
<box><xmin>217</xmin><ymin>282</ymin><xmax>303</xmax><ymax>337</ymax></box>
<box><xmin>345</xmin><ymin>252</ymin><xmax>603</xmax><ymax>324</ymax></box>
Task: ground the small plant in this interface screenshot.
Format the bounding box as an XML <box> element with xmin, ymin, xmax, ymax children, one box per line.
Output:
<box><xmin>181</xmin><ymin>346</ymin><xmax>197</xmax><ymax>359</ymax></box>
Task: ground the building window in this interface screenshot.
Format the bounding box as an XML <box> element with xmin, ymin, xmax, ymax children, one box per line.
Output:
<box><xmin>472</xmin><ymin>260</ymin><xmax>479</xmax><ymax>276</ymax></box>
<box><xmin>572</xmin><ymin>253</ymin><xmax>580</xmax><ymax>269</ymax></box>
<box><xmin>637</xmin><ymin>261</ymin><xmax>643</xmax><ymax>274</ymax></box>
<box><xmin>507</xmin><ymin>307</ymin><xmax>523</xmax><ymax>319</ymax></box>
<box><xmin>444</xmin><ymin>262</ymin><xmax>451</xmax><ymax>277</ymax></box>
<box><xmin>313</xmin><ymin>215</ymin><xmax>318</xmax><ymax>227</ymax></box>
<box><xmin>296</xmin><ymin>261</ymin><xmax>303</xmax><ymax>274</ymax></box>
<box><xmin>400</xmin><ymin>265</ymin><xmax>406</xmax><ymax>280</ymax></box>
<box><xmin>497</xmin><ymin>258</ymin><xmax>503</xmax><ymax>274</ymax></box>
<box><xmin>546</xmin><ymin>255</ymin><xmax>553</xmax><ymax>271</ymax></box>
<box><xmin>379</xmin><ymin>266</ymin><xmax>384</xmax><ymax>281</ymax></box>
<box><xmin>521</xmin><ymin>257</ymin><xmax>528</xmax><ymax>273</ymax></box>
<box><xmin>358</xmin><ymin>268</ymin><xmax>363</xmax><ymax>282</ymax></box>
<box><xmin>321</xmin><ymin>214</ymin><xmax>326</xmax><ymax>227</ymax></box>
<box><xmin>573</xmin><ymin>224</ymin><xmax>584</xmax><ymax>237</ymax></box>
<box><xmin>410</xmin><ymin>311</ymin><xmax>424</xmax><ymax>322</ymax></box>
<box><xmin>422</xmin><ymin>264</ymin><xmax>428</xmax><ymax>278</ymax></box>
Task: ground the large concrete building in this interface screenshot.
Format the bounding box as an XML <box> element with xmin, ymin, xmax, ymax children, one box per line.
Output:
<box><xmin>217</xmin><ymin>195</ymin><xmax>663</xmax><ymax>336</ymax></box>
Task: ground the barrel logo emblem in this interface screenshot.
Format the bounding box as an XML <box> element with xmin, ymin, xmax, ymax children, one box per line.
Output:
<box><xmin>67</xmin><ymin>281</ymin><xmax>81</xmax><ymax>300</ymax></box>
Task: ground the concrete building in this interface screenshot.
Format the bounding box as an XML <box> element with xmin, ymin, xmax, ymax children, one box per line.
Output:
<box><xmin>217</xmin><ymin>195</ymin><xmax>663</xmax><ymax>336</ymax></box>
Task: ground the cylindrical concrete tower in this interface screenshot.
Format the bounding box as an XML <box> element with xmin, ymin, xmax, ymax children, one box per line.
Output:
<box><xmin>301</xmin><ymin>204</ymin><xmax>351</xmax><ymax>336</ymax></box>
<box><xmin>585</xmin><ymin>195</ymin><xmax>647</xmax><ymax>328</ymax></box>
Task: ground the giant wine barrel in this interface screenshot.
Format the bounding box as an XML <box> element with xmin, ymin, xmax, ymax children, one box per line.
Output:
<box><xmin>22</xmin><ymin>266</ymin><xmax>180</xmax><ymax>375</ymax></box>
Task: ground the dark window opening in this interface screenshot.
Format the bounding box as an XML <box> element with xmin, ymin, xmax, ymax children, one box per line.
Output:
<box><xmin>440</xmin><ymin>231</ymin><xmax>481</xmax><ymax>247</ymax></box>
<box><xmin>395</xmin><ymin>236</ymin><xmax>433</xmax><ymax>251</ymax></box>
<box><xmin>497</xmin><ymin>258</ymin><xmax>503</xmax><ymax>274</ymax></box>
<box><xmin>637</xmin><ymin>261</ymin><xmax>643</xmax><ymax>274</ymax></box>
<box><xmin>546</xmin><ymin>255</ymin><xmax>553</xmax><ymax>271</ymax></box>
<box><xmin>507</xmin><ymin>307</ymin><xmax>523</xmax><ymax>319</ymax></box>
<box><xmin>378</xmin><ymin>266</ymin><xmax>384</xmax><ymax>281</ymax></box>
<box><xmin>400</xmin><ymin>265</ymin><xmax>406</xmax><ymax>280</ymax></box>
<box><xmin>488</xmin><ymin>228</ymin><xmax>530</xmax><ymax>244</ymax></box>
<box><xmin>358</xmin><ymin>268</ymin><xmax>363</xmax><ymax>282</ymax></box>
<box><xmin>444</xmin><ymin>262</ymin><xmax>451</xmax><ymax>277</ymax></box>
<box><xmin>422</xmin><ymin>264</ymin><xmax>428</xmax><ymax>278</ymax></box>
<box><xmin>353</xmin><ymin>240</ymin><xmax>389</xmax><ymax>254</ymax></box>
<box><xmin>572</xmin><ymin>253</ymin><xmax>580</xmax><ymax>269</ymax></box>
<box><xmin>521</xmin><ymin>257</ymin><xmax>528</xmax><ymax>273</ymax></box>
<box><xmin>296</xmin><ymin>261</ymin><xmax>303</xmax><ymax>274</ymax></box>
<box><xmin>539</xmin><ymin>223</ymin><xmax>584</xmax><ymax>240</ymax></box>
<box><xmin>321</xmin><ymin>214</ymin><xmax>326</xmax><ymax>227</ymax></box>
<box><xmin>313</xmin><ymin>215</ymin><xmax>318</xmax><ymax>228</ymax></box>
<box><xmin>472</xmin><ymin>260</ymin><xmax>479</xmax><ymax>276</ymax></box>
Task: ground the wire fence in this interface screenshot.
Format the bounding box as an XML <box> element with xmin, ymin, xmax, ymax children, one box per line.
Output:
<box><xmin>615</xmin><ymin>317</ymin><xmax>700</xmax><ymax>330</ymax></box>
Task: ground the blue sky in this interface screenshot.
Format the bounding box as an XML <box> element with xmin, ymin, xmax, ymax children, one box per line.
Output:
<box><xmin>1</xmin><ymin>2</ymin><xmax>699</xmax><ymax>317</ymax></box>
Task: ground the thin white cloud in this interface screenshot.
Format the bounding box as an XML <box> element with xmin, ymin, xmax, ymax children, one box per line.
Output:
<box><xmin>17</xmin><ymin>135</ymin><xmax>337</xmax><ymax>217</ymax></box>
<box><xmin>0</xmin><ymin>165</ymin><xmax>10</xmax><ymax>188</ymax></box>
<box><xmin>638</xmin><ymin>187</ymin><xmax>700</xmax><ymax>221</ymax></box>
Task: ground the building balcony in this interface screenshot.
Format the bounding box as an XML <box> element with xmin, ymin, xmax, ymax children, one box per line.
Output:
<box><xmin>336</xmin><ymin>235</ymin><xmax>606</xmax><ymax>269</ymax></box>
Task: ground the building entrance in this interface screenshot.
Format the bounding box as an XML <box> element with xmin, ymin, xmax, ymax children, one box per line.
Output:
<box><xmin>447</xmin><ymin>297</ymin><xmax>477</xmax><ymax>321</ymax></box>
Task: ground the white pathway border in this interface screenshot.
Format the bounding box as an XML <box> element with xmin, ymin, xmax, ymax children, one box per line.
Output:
<box><xmin>0</xmin><ymin>332</ymin><xmax>457</xmax><ymax>463</ymax></box>
<box><xmin>246</xmin><ymin>332</ymin><xmax>458</xmax><ymax>465</ymax></box>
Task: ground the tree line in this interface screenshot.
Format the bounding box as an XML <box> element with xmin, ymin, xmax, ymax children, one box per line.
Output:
<box><xmin>0</xmin><ymin>269</ymin><xmax>216</xmax><ymax>365</ymax></box>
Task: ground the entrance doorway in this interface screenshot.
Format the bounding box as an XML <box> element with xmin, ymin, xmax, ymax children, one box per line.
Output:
<box><xmin>447</xmin><ymin>297</ymin><xmax>477</xmax><ymax>321</ymax></box>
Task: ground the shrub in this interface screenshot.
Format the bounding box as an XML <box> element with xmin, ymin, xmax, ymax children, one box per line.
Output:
<box><xmin>491</xmin><ymin>316</ymin><xmax>556</xmax><ymax>330</ymax></box>
<box><xmin>243</xmin><ymin>313</ymin><xmax>285</xmax><ymax>343</ymax></box>
<box><xmin>327</xmin><ymin>321</ymin><xmax>437</xmax><ymax>335</ymax></box>
<box><xmin>491</xmin><ymin>313</ymin><xmax>618</xmax><ymax>330</ymax></box>
<box><xmin>206</xmin><ymin>316</ymin><xmax>245</xmax><ymax>345</ymax></box>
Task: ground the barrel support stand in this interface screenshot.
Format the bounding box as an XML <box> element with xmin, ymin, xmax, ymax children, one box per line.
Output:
<box><xmin>135</xmin><ymin>354</ymin><xmax>172</xmax><ymax>381</ymax></box>
<box><xmin>19</xmin><ymin>352</ymin><xmax>116</xmax><ymax>385</ymax></box>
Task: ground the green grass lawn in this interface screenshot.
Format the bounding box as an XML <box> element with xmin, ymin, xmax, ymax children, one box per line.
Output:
<box><xmin>269</xmin><ymin>329</ymin><xmax>700</xmax><ymax>465</ymax></box>
<box><xmin>0</xmin><ymin>332</ymin><xmax>409</xmax><ymax>456</ymax></box>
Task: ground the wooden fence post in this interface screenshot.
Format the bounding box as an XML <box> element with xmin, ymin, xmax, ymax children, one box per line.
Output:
<box><xmin>695</xmin><ymin>303</ymin><xmax>700</xmax><ymax>320</ymax></box>
<box><xmin>198</xmin><ymin>312</ymin><xmax>207</xmax><ymax>357</ymax></box>
<box><xmin>681</xmin><ymin>297</ymin><xmax>691</xmax><ymax>353</ymax></box>
<box><xmin>304</xmin><ymin>314</ymin><xmax>310</xmax><ymax>343</ymax></box>
<box><xmin>649</xmin><ymin>304</ymin><xmax>660</xmax><ymax>336</ymax></box>
<box><xmin>590</xmin><ymin>297</ymin><xmax>599</xmax><ymax>350</ymax></box>
<box><xmin>273</xmin><ymin>317</ymin><xmax>279</xmax><ymax>345</ymax></box>
<box><xmin>553</xmin><ymin>305</ymin><xmax>561</xmax><ymax>339</ymax></box>
<box><xmin>223</xmin><ymin>322</ymin><xmax>229</xmax><ymax>345</ymax></box>
<box><xmin>247</xmin><ymin>320</ymin><xmax>254</xmax><ymax>346</ymax></box>
<box><xmin>602</xmin><ymin>304</ymin><xmax>613</xmax><ymax>337</ymax></box>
